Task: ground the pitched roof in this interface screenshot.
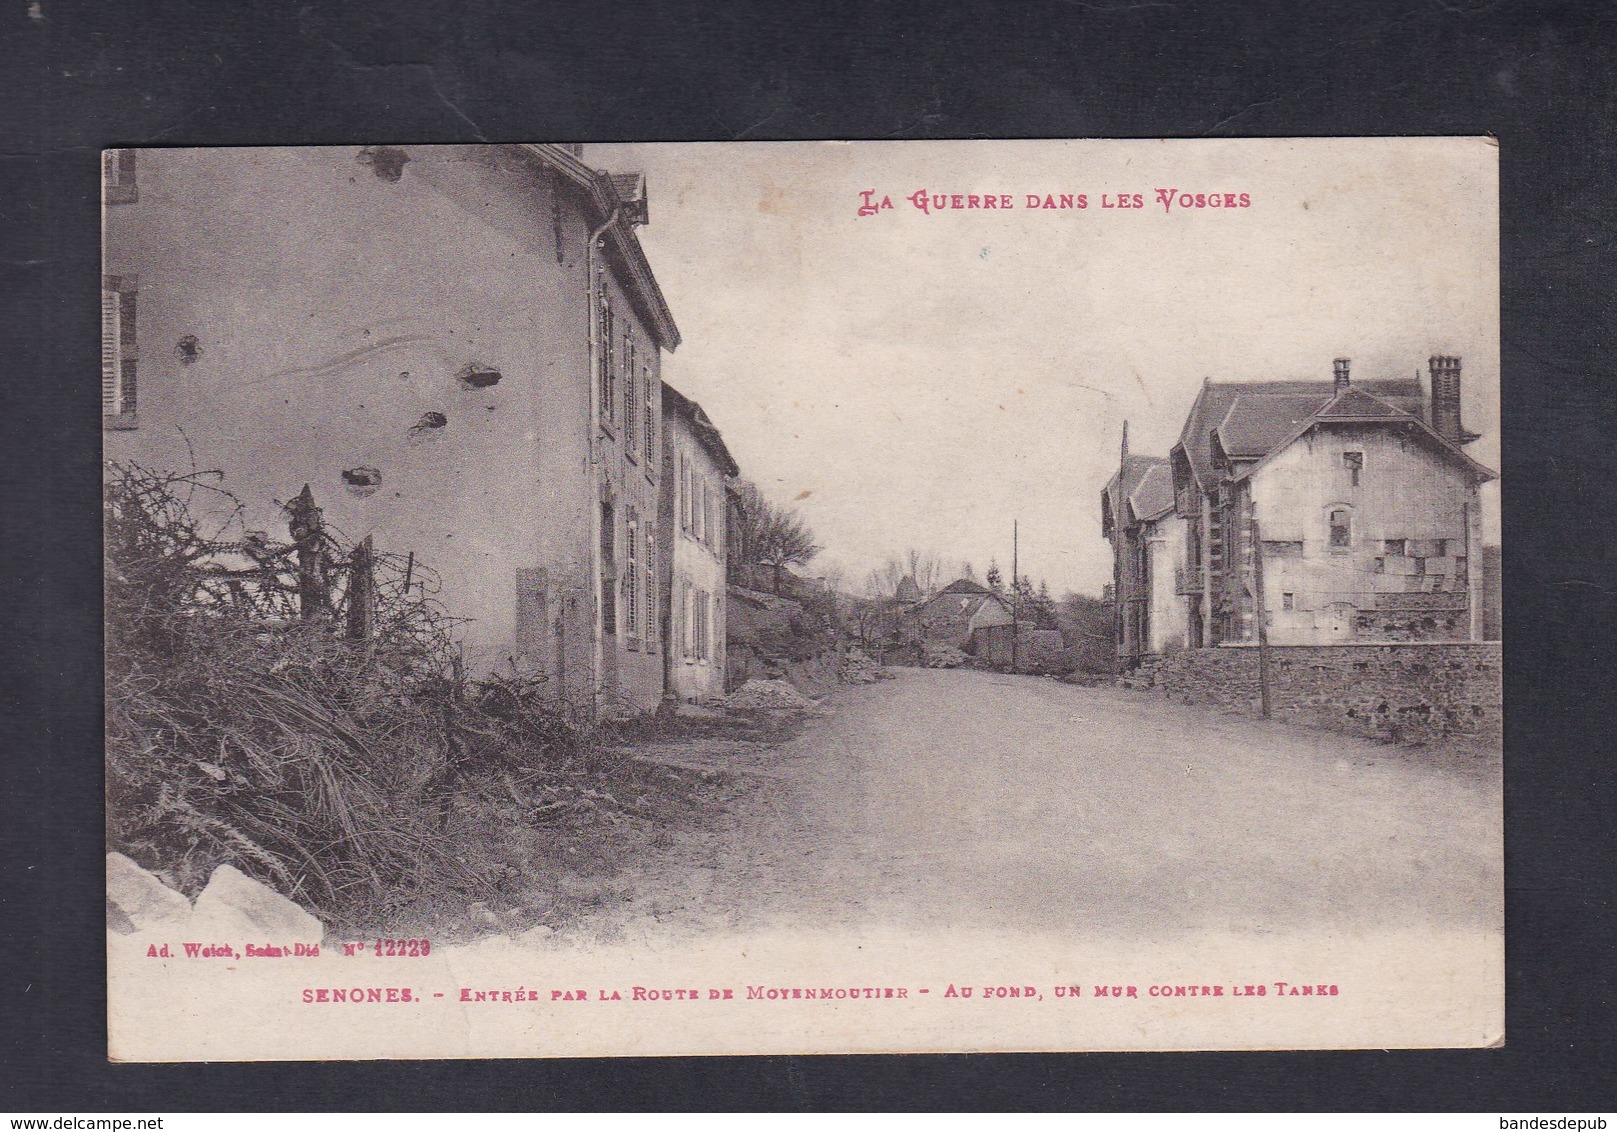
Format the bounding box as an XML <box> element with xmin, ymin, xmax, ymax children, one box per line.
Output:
<box><xmin>894</xmin><ymin>575</ymin><xmax>923</xmax><ymax>603</ymax></box>
<box><xmin>1130</xmin><ymin>462</ymin><xmax>1176</xmax><ymax>521</ymax></box>
<box><xmin>662</xmin><ymin>383</ymin><xmax>741</xmax><ymax>476</ymax></box>
<box><xmin>1175</xmin><ymin>377</ymin><xmax>1424</xmax><ymax>488</ymax></box>
<box><xmin>1314</xmin><ymin>385</ymin><xmax>1417</xmax><ymax>420</ymax></box>
<box><xmin>917</xmin><ymin>586</ymin><xmax>1008</xmax><ymax>620</ymax></box>
<box><xmin>1103</xmin><ymin>454</ymin><xmax>1174</xmax><ymax>529</ymax></box>
<box><xmin>1214</xmin><ymin>394</ymin><xmax>1330</xmax><ymax>457</ymax></box>
<box><xmin>1233</xmin><ymin>382</ymin><xmax>1495</xmax><ymax>483</ymax></box>
<box><xmin>940</xmin><ymin>577</ymin><xmax>990</xmax><ymax>595</ymax></box>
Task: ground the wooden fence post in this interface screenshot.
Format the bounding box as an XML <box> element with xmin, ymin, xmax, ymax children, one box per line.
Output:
<box><xmin>286</xmin><ymin>484</ymin><xmax>328</xmax><ymax>621</ymax></box>
<box><xmin>346</xmin><ymin>535</ymin><xmax>376</xmax><ymax>641</ymax></box>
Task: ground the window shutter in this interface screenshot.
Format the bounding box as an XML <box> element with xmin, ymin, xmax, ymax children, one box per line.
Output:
<box><xmin>643</xmin><ymin>367</ymin><xmax>654</xmax><ymax>463</ymax></box>
<box><xmin>680</xmin><ymin>456</ymin><xmax>691</xmax><ymax>532</ymax></box>
<box><xmin>623</xmin><ymin>333</ymin><xmax>636</xmax><ymax>447</ymax></box>
<box><xmin>624</xmin><ymin>513</ymin><xmax>638</xmax><ymax>638</ymax></box>
<box><xmin>645</xmin><ymin>540</ymin><xmax>657</xmax><ymax>651</ymax></box>
<box><xmin>101</xmin><ymin>287</ymin><xmax>120</xmax><ymax>415</ymax></box>
<box><xmin>118</xmin><ymin>289</ymin><xmax>138</xmax><ymax>416</ymax></box>
<box><xmin>599</xmin><ymin>291</ymin><xmax>615</xmax><ymax>422</ymax></box>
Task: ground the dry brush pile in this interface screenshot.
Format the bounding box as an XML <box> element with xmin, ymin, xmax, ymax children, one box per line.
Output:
<box><xmin>104</xmin><ymin>464</ymin><xmax>691</xmax><ymax>934</ymax></box>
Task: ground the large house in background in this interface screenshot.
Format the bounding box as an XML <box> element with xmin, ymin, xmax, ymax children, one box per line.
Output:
<box><xmin>1167</xmin><ymin>357</ymin><xmax>1497</xmax><ymax>650</ymax></box>
<box><xmin>660</xmin><ymin>383</ymin><xmax>739</xmax><ymax>702</ymax></box>
<box><xmin>102</xmin><ymin>143</ymin><xmax>686</xmax><ymax>714</ymax></box>
<box><xmin>1101</xmin><ymin>425</ymin><xmax>1190</xmax><ymax>666</ymax></box>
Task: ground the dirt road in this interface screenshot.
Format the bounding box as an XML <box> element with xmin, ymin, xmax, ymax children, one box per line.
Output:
<box><xmin>599</xmin><ymin>667</ymin><xmax>1501</xmax><ymax>942</ymax></box>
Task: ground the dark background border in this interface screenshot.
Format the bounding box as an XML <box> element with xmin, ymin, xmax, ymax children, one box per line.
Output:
<box><xmin>4</xmin><ymin>0</ymin><xmax>1614</xmax><ymax>1112</ymax></box>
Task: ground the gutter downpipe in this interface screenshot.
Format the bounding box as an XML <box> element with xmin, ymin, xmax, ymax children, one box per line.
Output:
<box><xmin>586</xmin><ymin>205</ymin><xmax>621</xmax><ymax>720</ymax></box>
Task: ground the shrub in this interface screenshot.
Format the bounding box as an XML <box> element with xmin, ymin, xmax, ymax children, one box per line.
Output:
<box><xmin>103</xmin><ymin>464</ymin><xmax>585</xmax><ymax>928</ymax></box>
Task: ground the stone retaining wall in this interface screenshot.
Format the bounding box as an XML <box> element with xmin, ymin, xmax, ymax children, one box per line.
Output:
<box><xmin>1137</xmin><ymin>643</ymin><xmax>1502</xmax><ymax>745</ymax></box>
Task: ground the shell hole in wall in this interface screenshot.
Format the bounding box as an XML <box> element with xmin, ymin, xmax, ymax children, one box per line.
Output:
<box><xmin>457</xmin><ymin>364</ymin><xmax>503</xmax><ymax>389</ymax></box>
<box><xmin>357</xmin><ymin>146</ymin><xmax>409</xmax><ymax>183</ymax></box>
<box><xmin>342</xmin><ymin>467</ymin><xmax>383</xmax><ymax>497</ymax></box>
<box><xmin>411</xmin><ymin>411</ymin><xmax>448</xmax><ymax>434</ymax></box>
<box><xmin>175</xmin><ymin>335</ymin><xmax>202</xmax><ymax>364</ymax></box>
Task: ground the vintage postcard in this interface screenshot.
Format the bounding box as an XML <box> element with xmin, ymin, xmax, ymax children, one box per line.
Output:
<box><xmin>102</xmin><ymin>138</ymin><xmax>1501</xmax><ymax>1059</ymax></box>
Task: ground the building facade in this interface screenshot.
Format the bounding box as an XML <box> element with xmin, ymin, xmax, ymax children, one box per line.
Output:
<box><xmin>1102</xmin><ymin>426</ymin><xmax>1191</xmax><ymax>666</ymax></box>
<box><xmin>659</xmin><ymin>384</ymin><xmax>739</xmax><ymax>701</ymax></box>
<box><xmin>102</xmin><ymin>144</ymin><xmax>680</xmax><ymax>713</ymax></box>
<box><xmin>1167</xmin><ymin>358</ymin><xmax>1496</xmax><ymax>648</ymax></box>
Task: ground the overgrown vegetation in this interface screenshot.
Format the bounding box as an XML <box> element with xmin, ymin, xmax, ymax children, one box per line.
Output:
<box><xmin>103</xmin><ymin>463</ymin><xmax>723</xmax><ymax>936</ymax></box>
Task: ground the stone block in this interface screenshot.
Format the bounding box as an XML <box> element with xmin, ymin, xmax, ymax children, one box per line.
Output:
<box><xmin>192</xmin><ymin>864</ymin><xmax>323</xmax><ymax>942</ymax></box>
<box><xmin>106</xmin><ymin>852</ymin><xmax>193</xmax><ymax>933</ymax></box>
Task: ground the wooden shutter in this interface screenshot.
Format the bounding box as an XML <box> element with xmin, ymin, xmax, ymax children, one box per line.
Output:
<box><xmin>101</xmin><ymin>286</ymin><xmax>120</xmax><ymax>415</ymax></box>
<box><xmin>643</xmin><ymin>365</ymin><xmax>654</xmax><ymax>463</ymax></box>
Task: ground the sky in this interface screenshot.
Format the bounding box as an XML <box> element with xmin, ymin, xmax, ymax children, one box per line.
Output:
<box><xmin>593</xmin><ymin>139</ymin><xmax>1500</xmax><ymax>597</ymax></box>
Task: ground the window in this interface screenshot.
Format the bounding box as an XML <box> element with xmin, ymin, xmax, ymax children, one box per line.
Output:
<box><xmin>622</xmin><ymin>331</ymin><xmax>637</xmax><ymax>460</ymax></box>
<box><xmin>694</xmin><ymin>589</ymin><xmax>711</xmax><ymax>662</ymax></box>
<box><xmin>598</xmin><ymin>289</ymin><xmax>615</xmax><ymax>427</ymax></box>
<box><xmin>103</xmin><ymin>149</ymin><xmax>137</xmax><ymax>205</ymax></box>
<box><xmin>1282</xmin><ymin>592</ymin><xmax>1295</xmax><ymax>612</ymax></box>
<box><xmin>624</xmin><ymin>509</ymin><xmax>639</xmax><ymax>646</ymax></box>
<box><xmin>1342</xmin><ymin>451</ymin><xmax>1363</xmax><ymax>487</ymax></box>
<box><xmin>680</xmin><ymin>580</ymin><xmax>694</xmax><ymax>659</ymax></box>
<box><xmin>102</xmin><ymin>276</ymin><xmax>138</xmax><ymax>424</ymax></box>
<box><xmin>1328</xmin><ymin>507</ymin><xmax>1352</xmax><ymax>550</ymax></box>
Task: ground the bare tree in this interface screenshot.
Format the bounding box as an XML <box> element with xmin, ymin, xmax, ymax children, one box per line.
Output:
<box><xmin>732</xmin><ymin>479</ymin><xmax>820</xmax><ymax>594</ymax></box>
<box><xmin>867</xmin><ymin>548</ymin><xmax>950</xmax><ymax>600</ymax></box>
<box><xmin>904</xmin><ymin>548</ymin><xmax>945</xmax><ymax>596</ymax></box>
<box><xmin>864</xmin><ymin>558</ymin><xmax>905</xmax><ymax>601</ymax></box>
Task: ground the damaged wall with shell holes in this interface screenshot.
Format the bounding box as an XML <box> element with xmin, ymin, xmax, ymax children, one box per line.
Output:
<box><xmin>101</xmin><ymin>144</ymin><xmax>647</xmax><ymax>702</ymax></box>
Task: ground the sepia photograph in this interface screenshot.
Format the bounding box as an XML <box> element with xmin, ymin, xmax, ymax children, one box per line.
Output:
<box><xmin>101</xmin><ymin>138</ymin><xmax>1502</xmax><ymax>1060</ymax></box>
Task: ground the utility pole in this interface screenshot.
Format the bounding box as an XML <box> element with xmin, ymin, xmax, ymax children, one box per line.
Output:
<box><xmin>1249</xmin><ymin>513</ymin><xmax>1272</xmax><ymax>719</ymax></box>
<box><xmin>1010</xmin><ymin>519</ymin><xmax>1020</xmax><ymax>673</ymax></box>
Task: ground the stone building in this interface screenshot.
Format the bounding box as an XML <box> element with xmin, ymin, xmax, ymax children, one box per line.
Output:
<box><xmin>659</xmin><ymin>383</ymin><xmax>739</xmax><ymax>702</ymax></box>
<box><xmin>1167</xmin><ymin>357</ymin><xmax>1497</xmax><ymax>647</ymax></box>
<box><xmin>102</xmin><ymin>144</ymin><xmax>680</xmax><ymax>714</ymax></box>
<box><xmin>1101</xmin><ymin>424</ymin><xmax>1190</xmax><ymax>666</ymax></box>
<box><xmin>905</xmin><ymin>578</ymin><xmax>1014</xmax><ymax>652</ymax></box>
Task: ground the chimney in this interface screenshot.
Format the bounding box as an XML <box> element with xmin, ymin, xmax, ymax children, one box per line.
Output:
<box><xmin>1429</xmin><ymin>355</ymin><xmax>1464</xmax><ymax>444</ymax></box>
<box><xmin>1333</xmin><ymin>357</ymin><xmax>1351</xmax><ymax>393</ymax></box>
